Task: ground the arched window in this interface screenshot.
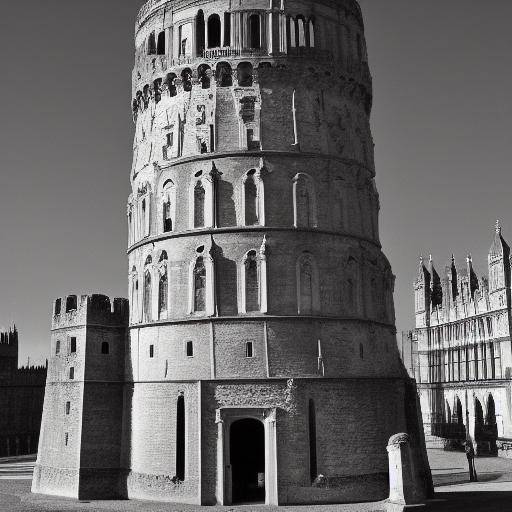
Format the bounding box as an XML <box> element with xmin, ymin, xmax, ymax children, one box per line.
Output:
<box><xmin>131</xmin><ymin>266</ymin><xmax>139</xmax><ymax>324</ymax></box>
<box><xmin>297</xmin><ymin>253</ymin><xmax>319</xmax><ymax>315</ymax></box>
<box><xmin>237</xmin><ymin>62</ymin><xmax>253</xmax><ymax>87</ymax></box>
<box><xmin>148</xmin><ymin>32</ymin><xmax>156</xmax><ymax>55</ymax></box>
<box><xmin>208</xmin><ymin>14</ymin><xmax>221</xmax><ymax>48</ymax></box>
<box><xmin>176</xmin><ymin>395</ymin><xmax>185</xmax><ymax>481</ymax></box>
<box><xmin>244</xmin><ymin>170</ymin><xmax>259</xmax><ymax>225</ymax></box>
<box><xmin>194</xmin><ymin>181</ymin><xmax>205</xmax><ymax>228</ymax></box>
<box><xmin>166</xmin><ymin>73</ymin><xmax>177</xmax><ymax>97</ymax></box>
<box><xmin>157</xmin><ymin>31</ymin><xmax>166</xmax><ymax>55</ymax></box>
<box><xmin>196</xmin><ymin>10</ymin><xmax>205</xmax><ymax>56</ymax></box>
<box><xmin>293</xmin><ymin>173</ymin><xmax>317</xmax><ymax>228</ymax></box>
<box><xmin>308</xmin><ymin>19</ymin><xmax>315</xmax><ymax>48</ymax></box>
<box><xmin>162</xmin><ymin>180</ymin><xmax>175</xmax><ymax>233</ymax></box>
<box><xmin>193</xmin><ymin>256</ymin><xmax>206</xmax><ymax>312</ymax></box>
<box><xmin>158</xmin><ymin>252</ymin><xmax>169</xmax><ymax>319</ymax></box>
<box><xmin>288</xmin><ymin>17</ymin><xmax>296</xmax><ymax>48</ymax></box>
<box><xmin>216</xmin><ymin>62</ymin><xmax>233</xmax><ymax>87</ymax></box>
<box><xmin>198</xmin><ymin>64</ymin><xmax>211</xmax><ymax>89</ymax></box>
<box><xmin>308</xmin><ymin>399</ymin><xmax>317</xmax><ymax>481</ymax></box>
<box><xmin>55</xmin><ymin>340</ymin><xmax>61</xmax><ymax>356</ymax></box>
<box><xmin>181</xmin><ymin>68</ymin><xmax>192</xmax><ymax>92</ymax></box>
<box><xmin>245</xmin><ymin>251</ymin><xmax>259</xmax><ymax>312</ymax></box>
<box><xmin>249</xmin><ymin>14</ymin><xmax>261</xmax><ymax>49</ymax></box>
<box><xmin>144</xmin><ymin>256</ymin><xmax>152</xmax><ymax>321</ymax></box>
<box><xmin>224</xmin><ymin>13</ymin><xmax>231</xmax><ymax>46</ymax></box>
<box><xmin>297</xmin><ymin>17</ymin><xmax>306</xmax><ymax>47</ymax></box>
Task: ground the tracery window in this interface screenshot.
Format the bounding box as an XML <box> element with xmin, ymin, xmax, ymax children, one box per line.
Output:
<box><xmin>158</xmin><ymin>251</ymin><xmax>169</xmax><ymax>319</ymax></box>
<box><xmin>245</xmin><ymin>251</ymin><xmax>259</xmax><ymax>312</ymax></box>
<box><xmin>148</xmin><ymin>32</ymin><xmax>156</xmax><ymax>55</ymax></box>
<box><xmin>193</xmin><ymin>256</ymin><xmax>206</xmax><ymax>313</ymax></box>
<box><xmin>242</xmin><ymin>169</ymin><xmax>264</xmax><ymax>226</ymax></box>
<box><xmin>293</xmin><ymin>173</ymin><xmax>318</xmax><ymax>228</ymax></box>
<box><xmin>297</xmin><ymin>252</ymin><xmax>319</xmax><ymax>315</ymax></box>
<box><xmin>143</xmin><ymin>256</ymin><xmax>152</xmax><ymax>321</ymax></box>
<box><xmin>161</xmin><ymin>179</ymin><xmax>175</xmax><ymax>233</ymax></box>
<box><xmin>194</xmin><ymin>181</ymin><xmax>205</xmax><ymax>228</ymax></box>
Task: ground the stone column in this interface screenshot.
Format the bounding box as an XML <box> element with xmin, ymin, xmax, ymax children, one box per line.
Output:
<box><xmin>215</xmin><ymin>412</ymin><xmax>225</xmax><ymax>505</ymax></box>
<box><xmin>387</xmin><ymin>433</ymin><xmax>425</xmax><ymax>505</ymax></box>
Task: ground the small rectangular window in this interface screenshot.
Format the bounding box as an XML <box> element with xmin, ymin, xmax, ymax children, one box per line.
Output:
<box><xmin>186</xmin><ymin>341</ymin><xmax>194</xmax><ymax>358</ymax></box>
<box><xmin>245</xmin><ymin>342</ymin><xmax>254</xmax><ymax>358</ymax></box>
<box><xmin>65</xmin><ymin>402</ymin><xmax>70</xmax><ymax>415</ymax></box>
<box><xmin>54</xmin><ymin>299</ymin><xmax>62</xmax><ymax>315</ymax></box>
<box><xmin>70</xmin><ymin>337</ymin><xmax>77</xmax><ymax>353</ymax></box>
<box><xmin>69</xmin><ymin>367</ymin><xmax>74</xmax><ymax>380</ymax></box>
<box><xmin>65</xmin><ymin>433</ymin><xmax>69</xmax><ymax>446</ymax></box>
<box><xmin>101</xmin><ymin>342</ymin><xmax>110</xmax><ymax>355</ymax></box>
<box><xmin>149</xmin><ymin>345</ymin><xmax>154</xmax><ymax>358</ymax></box>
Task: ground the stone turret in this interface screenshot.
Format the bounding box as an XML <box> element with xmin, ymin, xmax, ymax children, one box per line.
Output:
<box><xmin>32</xmin><ymin>295</ymin><xmax>128</xmax><ymax>499</ymax></box>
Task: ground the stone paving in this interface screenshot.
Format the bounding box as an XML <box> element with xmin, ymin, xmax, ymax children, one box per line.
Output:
<box><xmin>1</xmin><ymin>450</ymin><xmax>512</xmax><ymax>511</ymax></box>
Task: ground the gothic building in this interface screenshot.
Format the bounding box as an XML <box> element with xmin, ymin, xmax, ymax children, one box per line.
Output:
<box><xmin>414</xmin><ymin>223</ymin><xmax>512</xmax><ymax>457</ymax></box>
<box><xmin>0</xmin><ymin>326</ymin><xmax>46</xmax><ymax>457</ymax></box>
<box><xmin>32</xmin><ymin>0</ymin><xmax>430</xmax><ymax>505</ymax></box>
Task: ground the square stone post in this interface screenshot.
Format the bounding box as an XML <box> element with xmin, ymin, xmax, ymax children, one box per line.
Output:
<box><xmin>387</xmin><ymin>433</ymin><xmax>425</xmax><ymax>506</ymax></box>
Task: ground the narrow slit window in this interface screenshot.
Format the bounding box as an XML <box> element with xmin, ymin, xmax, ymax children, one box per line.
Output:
<box><xmin>245</xmin><ymin>341</ymin><xmax>254</xmax><ymax>358</ymax></box>
<box><xmin>186</xmin><ymin>341</ymin><xmax>194</xmax><ymax>358</ymax></box>
<box><xmin>149</xmin><ymin>345</ymin><xmax>154</xmax><ymax>358</ymax></box>
<box><xmin>69</xmin><ymin>367</ymin><xmax>75</xmax><ymax>380</ymax></box>
<box><xmin>65</xmin><ymin>433</ymin><xmax>69</xmax><ymax>446</ymax></box>
<box><xmin>176</xmin><ymin>395</ymin><xmax>185</xmax><ymax>480</ymax></box>
<box><xmin>65</xmin><ymin>402</ymin><xmax>70</xmax><ymax>415</ymax></box>
<box><xmin>70</xmin><ymin>337</ymin><xmax>77</xmax><ymax>354</ymax></box>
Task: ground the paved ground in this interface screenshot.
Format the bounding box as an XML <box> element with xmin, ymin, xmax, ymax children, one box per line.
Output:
<box><xmin>1</xmin><ymin>450</ymin><xmax>512</xmax><ymax>511</ymax></box>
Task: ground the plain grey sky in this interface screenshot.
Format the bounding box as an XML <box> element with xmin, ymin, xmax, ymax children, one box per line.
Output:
<box><xmin>1</xmin><ymin>1</ymin><xmax>511</xmax><ymax>365</ymax></box>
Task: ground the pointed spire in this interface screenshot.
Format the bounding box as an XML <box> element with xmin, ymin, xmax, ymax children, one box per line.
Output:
<box><xmin>489</xmin><ymin>220</ymin><xmax>510</xmax><ymax>261</ymax></box>
<box><xmin>428</xmin><ymin>255</ymin><xmax>443</xmax><ymax>308</ymax></box>
<box><xmin>450</xmin><ymin>254</ymin><xmax>459</xmax><ymax>300</ymax></box>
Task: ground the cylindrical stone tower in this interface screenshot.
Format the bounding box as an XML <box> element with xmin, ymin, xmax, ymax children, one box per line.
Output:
<box><xmin>125</xmin><ymin>0</ymin><xmax>427</xmax><ymax>505</ymax></box>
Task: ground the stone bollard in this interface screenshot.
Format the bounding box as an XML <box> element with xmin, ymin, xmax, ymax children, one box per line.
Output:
<box><xmin>387</xmin><ymin>433</ymin><xmax>425</xmax><ymax>505</ymax></box>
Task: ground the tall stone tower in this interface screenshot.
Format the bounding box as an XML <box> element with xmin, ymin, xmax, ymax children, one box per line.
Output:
<box><xmin>33</xmin><ymin>0</ymin><xmax>431</xmax><ymax>506</ymax></box>
<box><xmin>125</xmin><ymin>0</ymin><xmax>428</xmax><ymax>505</ymax></box>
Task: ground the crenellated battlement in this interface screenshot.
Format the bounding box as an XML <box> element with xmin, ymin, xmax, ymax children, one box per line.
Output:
<box><xmin>51</xmin><ymin>294</ymin><xmax>129</xmax><ymax>330</ymax></box>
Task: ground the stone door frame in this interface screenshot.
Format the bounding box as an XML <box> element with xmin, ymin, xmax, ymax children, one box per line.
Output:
<box><xmin>215</xmin><ymin>407</ymin><xmax>278</xmax><ymax>506</ymax></box>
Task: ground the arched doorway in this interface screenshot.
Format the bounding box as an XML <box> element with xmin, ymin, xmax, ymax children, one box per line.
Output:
<box><xmin>484</xmin><ymin>394</ymin><xmax>498</xmax><ymax>455</ymax></box>
<box><xmin>474</xmin><ymin>397</ymin><xmax>484</xmax><ymax>454</ymax></box>
<box><xmin>230</xmin><ymin>418</ymin><xmax>265</xmax><ymax>504</ymax></box>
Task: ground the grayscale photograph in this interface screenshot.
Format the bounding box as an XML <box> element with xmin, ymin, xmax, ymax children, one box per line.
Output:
<box><xmin>0</xmin><ymin>1</ymin><xmax>511</xmax><ymax>511</ymax></box>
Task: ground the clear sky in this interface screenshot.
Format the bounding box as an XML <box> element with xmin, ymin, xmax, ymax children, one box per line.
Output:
<box><xmin>1</xmin><ymin>1</ymin><xmax>511</xmax><ymax>365</ymax></box>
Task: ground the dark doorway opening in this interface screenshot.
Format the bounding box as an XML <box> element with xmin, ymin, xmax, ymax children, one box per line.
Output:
<box><xmin>196</xmin><ymin>10</ymin><xmax>205</xmax><ymax>56</ymax></box>
<box><xmin>230</xmin><ymin>418</ymin><xmax>265</xmax><ymax>504</ymax></box>
<box><xmin>176</xmin><ymin>395</ymin><xmax>185</xmax><ymax>480</ymax></box>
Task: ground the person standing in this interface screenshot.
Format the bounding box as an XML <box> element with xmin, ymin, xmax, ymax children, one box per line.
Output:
<box><xmin>465</xmin><ymin>440</ymin><xmax>478</xmax><ymax>482</ymax></box>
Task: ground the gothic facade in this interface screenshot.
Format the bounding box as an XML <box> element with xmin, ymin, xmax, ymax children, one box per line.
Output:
<box><xmin>33</xmin><ymin>0</ymin><xmax>430</xmax><ymax>505</ymax></box>
<box><xmin>414</xmin><ymin>223</ymin><xmax>512</xmax><ymax>457</ymax></box>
